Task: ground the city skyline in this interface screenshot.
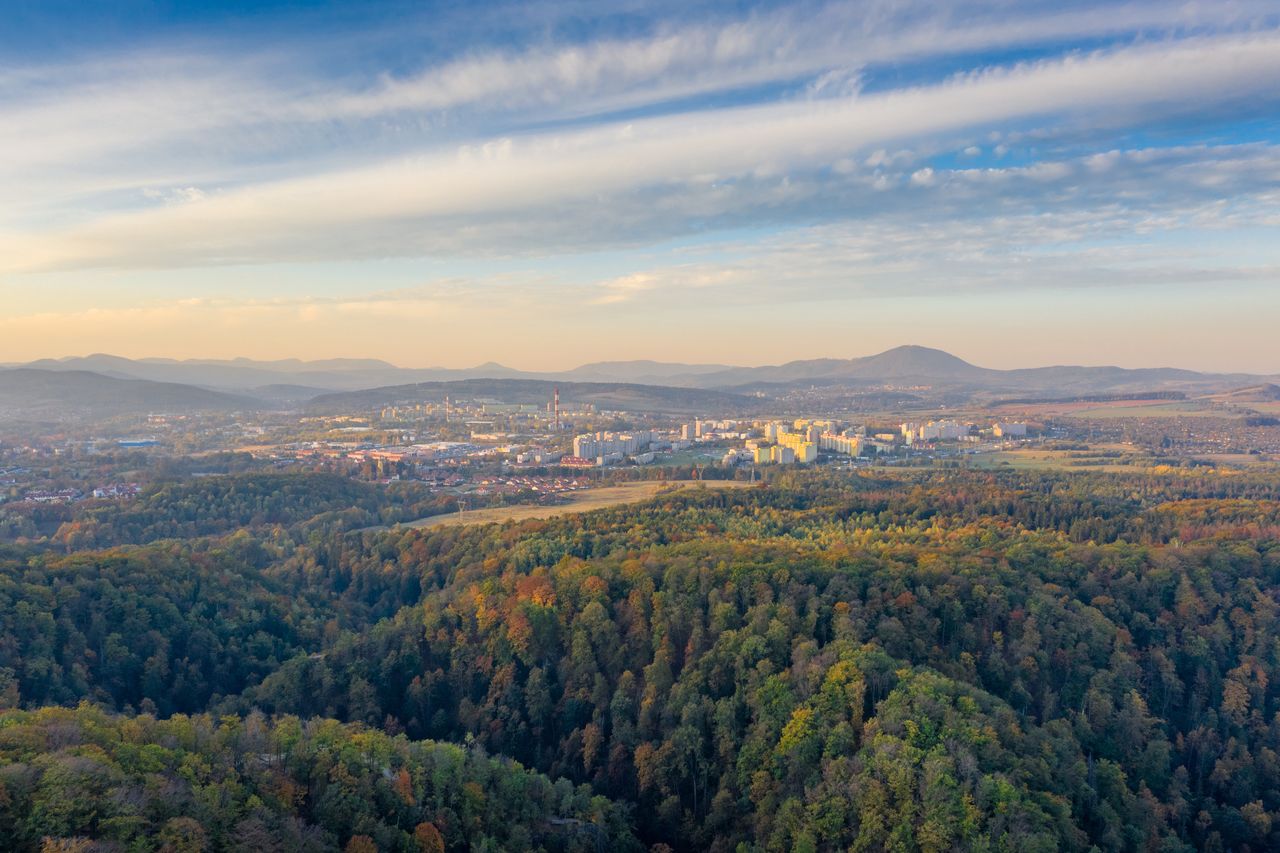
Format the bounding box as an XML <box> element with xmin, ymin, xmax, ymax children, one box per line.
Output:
<box><xmin>2</xmin><ymin>0</ymin><xmax>1279</xmax><ymax>371</ymax></box>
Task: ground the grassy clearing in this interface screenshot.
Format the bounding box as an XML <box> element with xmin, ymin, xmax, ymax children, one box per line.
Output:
<box><xmin>967</xmin><ymin>447</ymin><xmax>1273</xmax><ymax>472</ymax></box>
<box><xmin>1187</xmin><ymin>453</ymin><xmax>1273</xmax><ymax>467</ymax></box>
<box><xmin>1069</xmin><ymin>401</ymin><xmax>1220</xmax><ymax>419</ymax></box>
<box><xmin>408</xmin><ymin>480</ymin><xmax>755</xmax><ymax>529</ymax></box>
<box><xmin>965</xmin><ymin>448</ymin><xmax>1147</xmax><ymax>472</ymax></box>
<box><xmin>988</xmin><ymin>400</ymin><xmax>1220</xmax><ymax>419</ymax></box>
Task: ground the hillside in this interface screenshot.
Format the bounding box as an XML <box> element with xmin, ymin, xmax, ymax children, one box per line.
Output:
<box><xmin>21</xmin><ymin>354</ymin><xmax>423</xmax><ymax>393</ymax></box>
<box><xmin>306</xmin><ymin>377</ymin><xmax>753</xmax><ymax>414</ymax></box>
<box><xmin>1212</xmin><ymin>383</ymin><xmax>1280</xmax><ymax>402</ymax></box>
<box><xmin>689</xmin><ymin>345</ymin><xmax>991</xmax><ymax>387</ymax></box>
<box><xmin>563</xmin><ymin>359</ymin><xmax>737</xmax><ymax>383</ymax></box>
<box><xmin>0</xmin><ymin>368</ymin><xmax>256</xmax><ymax>420</ymax></box>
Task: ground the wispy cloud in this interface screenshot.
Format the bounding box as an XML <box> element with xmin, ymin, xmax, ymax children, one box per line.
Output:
<box><xmin>5</xmin><ymin>31</ymin><xmax>1280</xmax><ymax>272</ymax></box>
<box><xmin>578</xmin><ymin>182</ymin><xmax>1280</xmax><ymax>310</ymax></box>
<box><xmin>1</xmin><ymin>1</ymin><xmax>1278</xmax><ymax>366</ymax></box>
<box><xmin>2</xmin><ymin>2</ymin><xmax>1276</xmax><ymax>210</ymax></box>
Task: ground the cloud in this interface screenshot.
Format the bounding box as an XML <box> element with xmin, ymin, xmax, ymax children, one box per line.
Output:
<box><xmin>910</xmin><ymin>168</ymin><xmax>936</xmax><ymax>187</ymax></box>
<box><xmin>2</xmin><ymin>1</ymin><xmax>1276</xmax><ymax>211</ymax></box>
<box><xmin>4</xmin><ymin>31</ymin><xmax>1280</xmax><ymax>272</ymax></box>
<box><xmin>591</xmin><ymin>267</ymin><xmax>741</xmax><ymax>304</ymax></box>
<box><xmin>578</xmin><ymin>202</ymin><xmax>1280</xmax><ymax>311</ymax></box>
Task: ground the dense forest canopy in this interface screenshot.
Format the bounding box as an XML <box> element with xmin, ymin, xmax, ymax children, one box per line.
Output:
<box><xmin>0</xmin><ymin>705</ymin><xmax>638</xmax><ymax>852</ymax></box>
<box><xmin>1</xmin><ymin>472</ymin><xmax>456</xmax><ymax>546</ymax></box>
<box><xmin>3</xmin><ymin>466</ymin><xmax>1280</xmax><ymax>851</ymax></box>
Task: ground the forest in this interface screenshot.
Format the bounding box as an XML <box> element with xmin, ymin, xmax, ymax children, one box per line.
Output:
<box><xmin>3</xmin><ymin>466</ymin><xmax>1280</xmax><ymax>851</ymax></box>
<box><xmin>1</xmin><ymin>472</ymin><xmax>457</xmax><ymax>545</ymax></box>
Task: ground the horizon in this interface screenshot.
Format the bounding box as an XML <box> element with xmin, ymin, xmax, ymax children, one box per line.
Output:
<box><xmin>0</xmin><ymin>1</ymin><xmax>1278</xmax><ymax>370</ymax></box>
<box><xmin>7</xmin><ymin>343</ymin><xmax>1280</xmax><ymax>377</ymax></box>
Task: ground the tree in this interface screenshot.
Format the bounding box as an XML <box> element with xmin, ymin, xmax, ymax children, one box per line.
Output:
<box><xmin>413</xmin><ymin>822</ymin><xmax>445</xmax><ymax>853</ymax></box>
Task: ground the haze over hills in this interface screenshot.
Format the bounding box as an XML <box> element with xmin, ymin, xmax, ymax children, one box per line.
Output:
<box><xmin>4</xmin><ymin>346</ymin><xmax>1277</xmax><ymax>419</ymax></box>
<box><xmin>10</xmin><ymin>346</ymin><xmax>1277</xmax><ymax>392</ymax></box>
<box><xmin>0</xmin><ymin>369</ymin><xmax>256</xmax><ymax>422</ymax></box>
<box><xmin>688</xmin><ymin>346</ymin><xmax>990</xmax><ymax>388</ymax></box>
<box><xmin>16</xmin><ymin>354</ymin><xmax>436</xmax><ymax>393</ymax></box>
<box><xmin>305</xmin><ymin>379</ymin><xmax>753</xmax><ymax>416</ymax></box>
<box><xmin>560</xmin><ymin>360</ymin><xmax>738</xmax><ymax>384</ymax></box>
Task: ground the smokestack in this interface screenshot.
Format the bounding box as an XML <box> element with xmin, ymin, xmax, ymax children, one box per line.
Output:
<box><xmin>554</xmin><ymin>387</ymin><xmax>560</xmax><ymax>431</ymax></box>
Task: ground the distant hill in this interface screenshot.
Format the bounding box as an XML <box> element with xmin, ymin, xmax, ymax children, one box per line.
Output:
<box><xmin>306</xmin><ymin>378</ymin><xmax>752</xmax><ymax>415</ymax></box>
<box><xmin>563</xmin><ymin>360</ymin><xmax>737</xmax><ymax>384</ymax></box>
<box><xmin>15</xmin><ymin>348</ymin><xmax>1276</xmax><ymax>402</ymax></box>
<box><xmin>21</xmin><ymin>354</ymin><xmax>424</xmax><ymax>393</ymax></box>
<box><xmin>677</xmin><ymin>345</ymin><xmax>1267</xmax><ymax>394</ymax></box>
<box><xmin>689</xmin><ymin>345</ymin><xmax>989</xmax><ymax>387</ymax></box>
<box><xmin>18</xmin><ymin>354</ymin><xmax>544</xmax><ymax>394</ymax></box>
<box><xmin>1211</xmin><ymin>383</ymin><xmax>1280</xmax><ymax>403</ymax></box>
<box><xmin>137</xmin><ymin>355</ymin><xmax>399</xmax><ymax>371</ymax></box>
<box><xmin>847</xmin><ymin>345</ymin><xmax>987</xmax><ymax>380</ymax></box>
<box><xmin>0</xmin><ymin>368</ymin><xmax>257</xmax><ymax>421</ymax></box>
<box><xmin>248</xmin><ymin>383</ymin><xmax>338</xmax><ymax>405</ymax></box>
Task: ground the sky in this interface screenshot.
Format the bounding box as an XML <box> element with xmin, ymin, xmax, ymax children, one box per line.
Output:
<box><xmin>1</xmin><ymin>0</ymin><xmax>1279</xmax><ymax>372</ymax></box>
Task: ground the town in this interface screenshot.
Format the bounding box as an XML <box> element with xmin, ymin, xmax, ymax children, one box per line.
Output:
<box><xmin>7</xmin><ymin>376</ymin><xmax>1280</xmax><ymax>533</ymax></box>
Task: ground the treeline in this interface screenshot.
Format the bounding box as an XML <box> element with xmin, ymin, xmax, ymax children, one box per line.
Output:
<box><xmin>0</xmin><ymin>704</ymin><xmax>639</xmax><ymax>852</ymax></box>
<box><xmin>44</xmin><ymin>473</ymin><xmax>455</xmax><ymax>549</ymax></box>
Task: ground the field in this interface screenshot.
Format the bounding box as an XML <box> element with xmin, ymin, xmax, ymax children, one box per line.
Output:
<box><xmin>1070</xmin><ymin>401</ymin><xmax>1220</xmax><ymax>419</ymax></box>
<box><xmin>1184</xmin><ymin>452</ymin><xmax>1273</xmax><ymax>467</ymax></box>
<box><xmin>408</xmin><ymin>479</ymin><xmax>755</xmax><ymax>529</ymax></box>
<box><xmin>965</xmin><ymin>446</ymin><xmax>1147</xmax><ymax>472</ymax></box>
<box><xmin>990</xmin><ymin>399</ymin><xmax>1220</xmax><ymax>419</ymax></box>
<box><xmin>966</xmin><ymin>446</ymin><xmax>1272</xmax><ymax>472</ymax></box>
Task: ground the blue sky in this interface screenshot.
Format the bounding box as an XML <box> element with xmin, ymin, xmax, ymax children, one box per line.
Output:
<box><xmin>1</xmin><ymin>0</ymin><xmax>1278</xmax><ymax>370</ymax></box>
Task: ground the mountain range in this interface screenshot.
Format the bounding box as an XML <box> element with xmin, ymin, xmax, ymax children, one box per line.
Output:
<box><xmin>2</xmin><ymin>346</ymin><xmax>1276</xmax><ymax>420</ymax></box>
<box><xmin>9</xmin><ymin>346</ymin><xmax>1273</xmax><ymax>392</ymax></box>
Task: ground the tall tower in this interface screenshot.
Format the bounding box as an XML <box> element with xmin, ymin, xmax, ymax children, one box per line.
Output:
<box><xmin>444</xmin><ymin>396</ymin><xmax>451</xmax><ymax>423</ymax></box>
<box><xmin>553</xmin><ymin>387</ymin><xmax>560</xmax><ymax>431</ymax></box>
